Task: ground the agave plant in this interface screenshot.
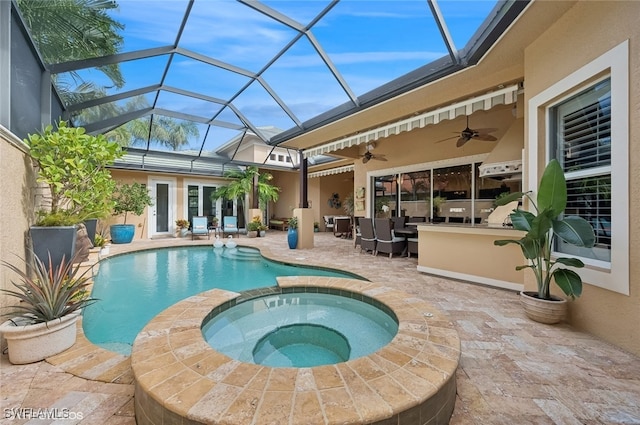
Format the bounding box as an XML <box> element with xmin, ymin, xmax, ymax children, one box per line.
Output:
<box><xmin>1</xmin><ymin>252</ymin><xmax>97</xmax><ymax>324</ymax></box>
<box><xmin>494</xmin><ymin>159</ymin><xmax>596</xmax><ymax>300</ymax></box>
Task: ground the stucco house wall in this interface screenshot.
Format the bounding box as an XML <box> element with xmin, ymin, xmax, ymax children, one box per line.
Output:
<box><xmin>523</xmin><ymin>0</ymin><xmax>640</xmax><ymax>356</ymax></box>
<box><xmin>0</xmin><ymin>127</ymin><xmax>36</xmax><ymax>311</ymax></box>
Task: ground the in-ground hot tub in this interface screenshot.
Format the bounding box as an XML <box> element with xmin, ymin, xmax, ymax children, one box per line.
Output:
<box><xmin>202</xmin><ymin>290</ymin><xmax>398</xmax><ymax>368</ymax></box>
<box><xmin>132</xmin><ymin>277</ymin><xmax>461</xmax><ymax>425</ymax></box>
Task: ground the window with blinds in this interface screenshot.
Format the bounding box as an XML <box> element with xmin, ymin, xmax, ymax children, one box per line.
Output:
<box><xmin>551</xmin><ymin>78</ymin><xmax>611</xmax><ymax>261</ymax></box>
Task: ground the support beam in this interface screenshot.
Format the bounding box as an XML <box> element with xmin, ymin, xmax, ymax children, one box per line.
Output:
<box><xmin>299</xmin><ymin>151</ymin><xmax>308</xmax><ymax>208</ymax></box>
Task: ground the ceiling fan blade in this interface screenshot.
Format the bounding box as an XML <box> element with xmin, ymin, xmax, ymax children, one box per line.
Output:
<box><xmin>472</xmin><ymin>127</ymin><xmax>498</xmax><ymax>134</ymax></box>
<box><xmin>374</xmin><ymin>155</ymin><xmax>388</xmax><ymax>161</ymax></box>
<box><xmin>473</xmin><ymin>134</ymin><xmax>498</xmax><ymax>141</ymax></box>
<box><xmin>435</xmin><ymin>135</ymin><xmax>457</xmax><ymax>143</ymax></box>
<box><xmin>456</xmin><ymin>136</ymin><xmax>470</xmax><ymax>147</ymax></box>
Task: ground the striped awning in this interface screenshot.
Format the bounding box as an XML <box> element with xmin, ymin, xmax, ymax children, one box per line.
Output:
<box><xmin>308</xmin><ymin>164</ymin><xmax>354</xmax><ymax>178</ymax></box>
<box><xmin>303</xmin><ymin>84</ymin><xmax>520</xmax><ymax>158</ymax></box>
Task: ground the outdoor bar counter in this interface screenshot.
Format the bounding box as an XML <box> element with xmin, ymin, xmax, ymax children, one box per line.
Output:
<box><xmin>416</xmin><ymin>223</ymin><xmax>526</xmax><ymax>292</ymax></box>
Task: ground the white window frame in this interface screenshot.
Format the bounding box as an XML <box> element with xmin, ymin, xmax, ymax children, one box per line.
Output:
<box><xmin>183</xmin><ymin>179</ymin><xmax>221</xmax><ymax>222</ymax></box>
<box><xmin>528</xmin><ymin>40</ymin><xmax>629</xmax><ymax>295</ymax></box>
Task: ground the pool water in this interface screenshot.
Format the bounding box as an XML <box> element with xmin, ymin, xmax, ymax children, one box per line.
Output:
<box><xmin>201</xmin><ymin>292</ymin><xmax>398</xmax><ymax>367</ymax></box>
<box><xmin>83</xmin><ymin>246</ymin><xmax>362</xmax><ymax>355</ymax></box>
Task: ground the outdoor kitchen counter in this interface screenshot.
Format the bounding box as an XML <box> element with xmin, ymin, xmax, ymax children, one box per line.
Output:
<box><xmin>416</xmin><ymin>223</ymin><xmax>526</xmax><ymax>292</ymax></box>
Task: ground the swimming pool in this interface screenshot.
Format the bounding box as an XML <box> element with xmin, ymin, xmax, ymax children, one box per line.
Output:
<box><xmin>83</xmin><ymin>246</ymin><xmax>363</xmax><ymax>354</ymax></box>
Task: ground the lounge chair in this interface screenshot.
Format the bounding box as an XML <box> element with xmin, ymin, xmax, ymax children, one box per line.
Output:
<box><xmin>191</xmin><ymin>216</ymin><xmax>210</xmax><ymax>240</ymax></box>
<box><xmin>358</xmin><ymin>218</ymin><xmax>376</xmax><ymax>255</ymax></box>
<box><xmin>374</xmin><ymin>218</ymin><xmax>405</xmax><ymax>258</ymax></box>
<box><xmin>222</xmin><ymin>216</ymin><xmax>239</xmax><ymax>237</ymax></box>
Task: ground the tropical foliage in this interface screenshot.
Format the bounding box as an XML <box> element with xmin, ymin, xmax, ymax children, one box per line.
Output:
<box><xmin>25</xmin><ymin>120</ymin><xmax>123</xmax><ymax>225</ymax></box>
<box><xmin>494</xmin><ymin>159</ymin><xmax>596</xmax><ymax>300</ymax></box>
<box><xmin>1</xmin><ymin>252</ymin><xmax>96</xmax><ymax>324</ymax></box>
<box><xmin>17</xmin><ymin>0</ymin><xmax>125</xmax><ymax>104</ymax></box>
<box><xmin>287</xmin><ymin>216</ymin><xmax>298</xmax><ymax>229</ymax></box>
<box><xmin>210</xmin><ymin>166</ymin><xmax>280</xmax><ymax>211</ymax></box>
<box><xmin>112</xmin><ymin>182</ymin><xmax>153</xmax><ymax>224</ymax></box>
<box><xmin>175</xmin><ymin>219</ymin><xmax>189</xmax><ymax>229</ymax></box>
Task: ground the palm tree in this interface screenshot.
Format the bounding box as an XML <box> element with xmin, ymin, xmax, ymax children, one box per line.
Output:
<box><xmin>211</xmin><ymin>166</ymin><xmax>280</xmax><ymax>213</ymax></box>
<box><xmin>17</xmin><ymin>0</ymin><xmax>125</xmax><ymax>103</ymax></box>
<box><xmin>125</xmin><ymin>116</ymin><xmax>199</xmax><ymax>150</ymax></box>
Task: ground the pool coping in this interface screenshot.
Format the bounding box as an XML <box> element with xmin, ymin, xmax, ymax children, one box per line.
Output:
<box><xmin>131</xmin><ymin>276</ymin><xmax>461</xmax><ymax>425</ymax></box>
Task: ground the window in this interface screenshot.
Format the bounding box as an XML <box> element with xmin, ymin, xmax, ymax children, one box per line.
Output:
<box><xmin>370</xmin><ymin>156</ymin><xmax>519</xmax><ymax>223</ymax></box>
<box><xmin>278</xmin><ymin>155</ymin><xmax>284</xmax><ymax>162</ymax></box>
<box><xmin>185</xmin><ymin>183</ymin><xmax>218</xmax><ymax>228</ymax></box>
<box><xmin>269</xmin><ymin>153</ymin><xmax>276</xmax><ymax>161</ymax></box>
<box><xmin>550</xmin><ymin>79</ymin><xmax>611</xmax><ymax>262</ymax></box>
<box><xmin>529</xmin><ymin>40</ymin><xmax>628</xmax><ymax>295</ymax></box>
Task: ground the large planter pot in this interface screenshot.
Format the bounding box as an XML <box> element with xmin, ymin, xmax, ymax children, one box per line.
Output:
<box><xmin>520</xmin><ymin>291</ymin><xmax>567</xmax><ymax>324</ymax></box>
<box><xmin>0</xmin><ymin>313</ymin><xmax>79</xmax><ymax>364</ymax></box>
<box><xmin>110</xmin><ymin>224</ymin><xmax>136</xmax><ymax>244</ymax></box>
<box><xmin>287</xmin><ymin>228</ymin><xmax>298</xmax><ymax>249</ymax></box>
<box><xmin>247</xmin><ymin>230</ymin><xmax>258</xmax><ymax>238</ymax></box>
<box><xmin>30</xmin><ymin>226</ymin><xmax>77</xmax><ymax>270</ymax></box>
<box><xmin>83</xmin><ymin>218</ymin><xmax>98</xmax><ymax>246</ymax></box>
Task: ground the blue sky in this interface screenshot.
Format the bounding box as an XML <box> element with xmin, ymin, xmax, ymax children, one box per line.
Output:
<box><xmin>66</xmin><ymin>0</ymin><xmax>499</xmax><ymax>151</ymax></box>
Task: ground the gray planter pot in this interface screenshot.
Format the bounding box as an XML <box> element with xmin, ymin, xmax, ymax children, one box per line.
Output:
<box><xmin>83</xmin><ymin>218</ymin><xmax>98</xmax><ymax>246</ymax></box>
<box><xmin>30</xmin><ymin>226</ymin><xmax>77</xmax><ymax>270</ymax></box>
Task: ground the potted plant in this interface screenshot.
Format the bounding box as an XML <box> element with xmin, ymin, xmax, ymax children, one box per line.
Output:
<box><xmin>343</xmin><ymin>193</ymin><xmax>355</xmax><ymax>217</ymax></box>
<box><xmin>494</xmin><ymin>159</ymin><xmax>596</xmax><ymax>324</ymax></box>
<box><xmin>259</xmin><ymin>223</ymin><xmax>268</xmax><ymax>238</ymax></box>
<box><xmin>0</xmin><ymin>252</ymin><xmax>97</xmax><ymax>364</ymax></box>
<box><xmin>247</xmin><ymin>216</ymin><xmax>261</xmax><ymax>238</ymax></box>
<box><xmin>175</xmin><ymin>219</ymin><xmax>190</xmax><ymax>237</ymax></box>
<box><xmin>110</xmin><ymin>183</ymin><xmax>153</xmax><ymax>244</ymax></box>
<box><xmin>24</xmin><ymin>120</ymin><xmax>123</xmax><ymax>269</ymax></box>
<box><xmin>94</xmin><ymin>233</ymin><xmax>111</xmax><ymax>257</ymax></box>
<box><xmin>287</xmin><ymin>216</ymin><xmax>298</xmax><ymax>249</ymax></box>
<box><xmin>313</xmin><ymin>221</ymin><xmax>320</xmax><ymax>232</ymax></box>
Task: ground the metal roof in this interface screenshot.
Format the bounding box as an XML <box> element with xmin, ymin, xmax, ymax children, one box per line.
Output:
<box><xmin>13</xmin><ymin>0</ymin><xmax>530</xmax><ymax>175</ymax></box>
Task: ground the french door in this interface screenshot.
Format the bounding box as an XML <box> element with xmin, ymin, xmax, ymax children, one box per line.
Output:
<box><xmin>148</xmin><ymin>177</ymin><xmax>176</xmax><ymax>238</ymax></box>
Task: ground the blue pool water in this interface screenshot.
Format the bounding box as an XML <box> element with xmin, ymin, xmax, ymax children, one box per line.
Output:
<box><xmin>83</xmin><ymin>246</ymin><xmax>362</xmax><ymax>355</ymax></box>
<box><xmin>202</xmin><ymin>292</ymin><xmax>398</xmax><ymax>367</ymax></box>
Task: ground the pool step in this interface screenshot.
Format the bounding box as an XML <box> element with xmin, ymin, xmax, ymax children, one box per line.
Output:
<box><xmin>221</xmin><ymin>247</ymin><xmax>262</xmax><ymax>261</ymax></box>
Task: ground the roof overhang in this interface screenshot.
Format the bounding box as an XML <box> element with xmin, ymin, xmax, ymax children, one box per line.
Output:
<box><xmin>302</xmin><ymin>84</ymin><xmax>520</xmax><ymax>158</ymax></box>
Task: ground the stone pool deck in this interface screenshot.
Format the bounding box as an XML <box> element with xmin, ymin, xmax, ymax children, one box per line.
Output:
<box><xmin>1</xmin><ymin>232</ymin><xmax>640</xmax><ymax>424</ymax></box>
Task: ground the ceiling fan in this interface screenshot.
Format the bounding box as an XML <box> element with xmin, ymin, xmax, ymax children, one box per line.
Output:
<box><xmin>360</xmin><ymin>143</ymin><xmax>387</xmax><ymax>163</ymax></box>
<box><xmin>438</xmin><ymin>116</ymin><xmax>498</xmax><ymax>147</ymax></box>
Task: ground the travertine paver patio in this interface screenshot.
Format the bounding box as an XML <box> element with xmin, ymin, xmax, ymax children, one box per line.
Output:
<box><xmin>1</xmin><ymin>231</ymin><xmax>639</xmax><ymax>424</ymax></box>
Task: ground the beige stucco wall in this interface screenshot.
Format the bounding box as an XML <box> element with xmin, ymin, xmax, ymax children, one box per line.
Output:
<box><xmin>107</xmin><ymin>170</ymin><xmax>231</xmax><ymax>240</ymax></box>
<box><xmin>523</xmin><ymin>0</ymin><xmax>640</xmax><ymax>355</ymax></box>
<box><xmin>0</xmin><ymin>127</ymin><xmax>37</xmax><ymax>349</ymax></box>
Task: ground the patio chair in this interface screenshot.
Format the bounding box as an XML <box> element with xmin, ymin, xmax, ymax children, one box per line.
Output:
<box><xmin>391</xmin><ymin>216</ymin><xmax>407</xmax><ymax>232</ymax></box>
<box><xmin>374</xmin><ymin>218</ymin><xmax>405</xmax><ymax>258</ymax></box>
<box><xmin>354</xmin><ymin>218</ymin><xmax>362</xmax><ymax>249</ymax></box>
<box><xmin>407</xmin><ymin>237</ymin><xmax>419</xmax><ymax>258</ymax></box>
<box><xmin>191</xmin><ymin>216</ymin><xmax>210</xmax><ymax>240</ymax></box>
<box><xmin>222</xmin><ymin>216</ymin><xmax>239</xmax><ymax>237</ymax></box>
<box><xmin>323</xmin><ymin>215</ymin><xmax>335</xmax><ymax>232</ymax></box>
<box><xmin>358</xmin><ymin>218</ymin><xmax>376</xmax><ymax>255</ymax></box>
<box><xmin>333</xmin><ymin>216</ymin><xmax>352</xmax><ymax>238</ymax></box>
